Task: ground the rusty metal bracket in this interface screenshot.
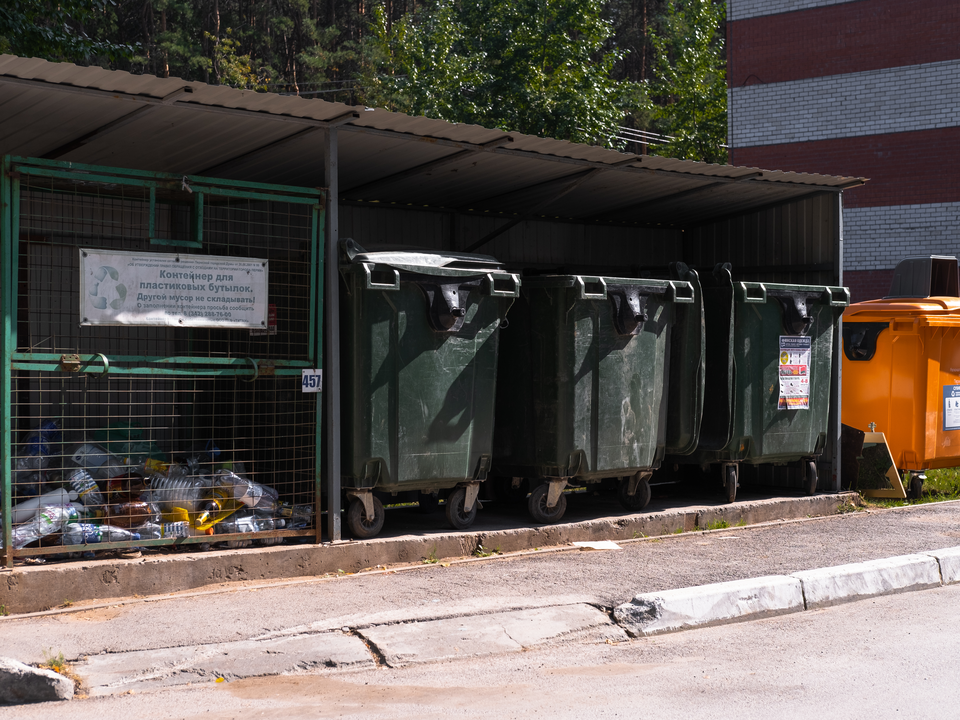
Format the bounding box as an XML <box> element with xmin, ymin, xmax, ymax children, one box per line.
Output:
<box><xmin>59</xmin><ymin>354</ymin><xmax>81</xmax><ymax>372</ymax></box>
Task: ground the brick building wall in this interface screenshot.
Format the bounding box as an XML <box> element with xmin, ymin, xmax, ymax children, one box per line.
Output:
<box><xmin>728</xmin><ymin>0</ymin><xmax>960</xmax><ymax>302</ymax></box>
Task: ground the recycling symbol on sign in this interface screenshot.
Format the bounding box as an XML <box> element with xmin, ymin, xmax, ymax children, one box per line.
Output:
<box><xmin>88</xmin><ymin>265</ymin><xmax>127</xmax><ymax>310</ymax></box>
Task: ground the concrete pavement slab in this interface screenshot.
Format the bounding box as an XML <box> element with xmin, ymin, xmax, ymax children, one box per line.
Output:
<box><xmin>791</xmin><ymin>554</ymin><xmax>942</xmax><ymax>609</ymax></box>
<box><xmin>79</xmin><ymin>632</ymin><xmax>373</xmax><ymax>696</ymax></box>
<box><xmin>359</xmin><ymin>604</ymin><xmax>619</xmax><ymax>667</ymax></box>
<box><xmin>613</xmin><ymin>575</ymin><xmax>804</xmax><ymax>637</ymax></box>
<box><xmin>925</xmin><ymin>546</ymin><xmax>960</xmax><ymax>584</ymax></box>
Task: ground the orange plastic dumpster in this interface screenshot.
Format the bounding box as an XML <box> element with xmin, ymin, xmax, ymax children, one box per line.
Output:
<box><xmin>842</xmin><ymin>256</ymin><xmax>960</xmax><ymax>472</ymax></box>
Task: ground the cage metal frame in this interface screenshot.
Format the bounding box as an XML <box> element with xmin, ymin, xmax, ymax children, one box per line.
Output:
<box><xmin>1</xmin><ymin>156</ymin><xmax>326</xmax><ymax>565</ymax></box>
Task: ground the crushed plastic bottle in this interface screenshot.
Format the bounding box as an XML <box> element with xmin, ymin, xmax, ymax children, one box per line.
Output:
<box><xmin>137</xmin><ymin>521</ymin><xmax>192</xmax><ymax>539</ymax></box>
<box><xmin>277</xmin><ymin>502</ymin><xmax>314</xmax><ymax>530</ymax></box>
<box><xmin>62</xmin><ymin>523</ymin><xmax>141</xmax><ymax>545</ymax></box>
<box><xmin>145</xmin><ymin>465</ymin><xmax>212</xmax><ymax>515</ymax></box>
<box><xmin>6</xmin><ymin>504</ymin><xmax>79</xmax><ymax>550</ymax></box>
<box><xmin>68</xmin><ymin>443</ymin><xmax>127</xmax><ymax>481</ymax></box>
<box><xmin>212</xmin><ymin>470</ymin><xmax>279</xmax><ymax>513</ymax></box>
<box><xmin>66</xmin><ymin>468</ymin><xmax>105</xmax><ymax>509</ymax></box>
<box><xmin>9</xmin><ymin>488</ymin><xmax>79</xmax><ymax>525</ymax></box>
<box><xmin>215</xmin><ymin>510</ymin><xmax>277</xmax><ymax>548</ymax></box>
<box><xmin>12</xmin><ymin>420</ymin><xmax>62</xmax><ymax>495</ymax></box>
<box><xmin>106</xmin><ymin>500</ymin><xmax>160</xmax><ymax>529</ymax></box>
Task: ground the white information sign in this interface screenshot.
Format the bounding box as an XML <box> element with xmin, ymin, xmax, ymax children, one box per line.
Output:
<box><xmin>79</xmin><ymin>249</ymin><xmax>268</xmax><ymax>329</ymax></box>
<box><xmin>778</xmin><ymin>335</ymin><xmax>811</xmax><ymax>410</ymax></box>
<box><xmin>943</xmin><ymin>386</ymin><xmax>960</xmax><ymax>431</ymax></box>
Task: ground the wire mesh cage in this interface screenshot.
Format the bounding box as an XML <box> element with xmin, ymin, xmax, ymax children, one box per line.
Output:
<box><xmin>1</xmin><ymin>157</ymin><xmax>325</xmax><ymax>563</ymax></box>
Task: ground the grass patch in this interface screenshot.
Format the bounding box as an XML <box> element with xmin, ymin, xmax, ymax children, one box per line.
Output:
<box><xmin>473</xmin><ymin>544</ymin><xmax>501</xmax><ymax>558</ymax></box>
<box><xmin>37</xmin><ymin>649</ymin><xmax>83</xmax><ymax>694</ymax></box>
<box><xmin>0</xmin><ymin>605</ymin><xmax>7</xmax><ymax>617</ymax></box>
<box><xmin>422</xmin><ymin>545</ymin><xmax>439</xmax><ymax>564</ymax></box>
<box><xmin>704</xmin><ymin>519</ymin><xmax>730</xmax><ymax>530</ymax></box>
<box><xmin>862</xmin><ymin>467</ymin><xmax>960</xmax><ymax>508</ymax></box>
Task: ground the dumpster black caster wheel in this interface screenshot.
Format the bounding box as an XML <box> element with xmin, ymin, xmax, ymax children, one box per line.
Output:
<box><xmin>347</xmin><ymin>496</ymin><xmax>384</xmax><ymax>539</ymax></box>
<box><xmin>909</xmin><ymin>474</ymin><xmax>924</xmax><ymax>500</ymax></box>
<box><xmin>445</xmin><ymin>486</ymin><xmax>478</xmax><ymax>530</ymax></box>
<box><xmin>528</xmin><ymin>483</ymin><xmax>567</xmax><ymax>524</ymax></box>
<box><xmin>805</xmin><ymin>461</ymin><xmax>818</xmax><ymax>496</ymax></box>
<box><xmin>618</xmin><ymin>476</ymin><xmax>651</xmax><ymax>511</ymax></box>
<box><xmin>724</xmin><ymin>465</ymin><xmax>738</xmax><ymax>504</ymax></box>
<box><xmin>418</xmin><ymin>491</ymin><xmax>440</xmax><ymax>514</ymax></box>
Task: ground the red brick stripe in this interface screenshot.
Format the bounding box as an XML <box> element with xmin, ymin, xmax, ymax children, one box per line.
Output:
<box><xmin>728</xmin><ymin>0</ymin><xmax>960</xmax><ymax>87</ymax></box>
<box><xmin>730</xmin><ymin>127</ymin><xmax>960</xmax><ymax>209</ymax></box>
<box><xmin>844</xmin><ymin>269</ymin><xmax>895</xmax><ymax>303</ymax></box>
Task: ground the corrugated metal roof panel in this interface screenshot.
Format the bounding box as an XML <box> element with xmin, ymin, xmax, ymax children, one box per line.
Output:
<box><xmin>0</xmin><ymin>56</ymin><xmax>865</xmax><ymax>227</ymax></box>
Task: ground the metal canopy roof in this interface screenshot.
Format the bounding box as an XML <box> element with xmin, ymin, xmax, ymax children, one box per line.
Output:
<box><xmin>0</xmin><ymin>55</ymin><xmax>865</xmax><ymax>229</ymax></box>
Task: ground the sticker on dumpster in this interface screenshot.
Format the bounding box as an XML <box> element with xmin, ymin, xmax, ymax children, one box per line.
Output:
<box><xmin>778</xmin><ymin>336</ymin><xmax>811</xmax><ymax>410</ymax></box>
<box><xmin>79</xmin><ymin>249</ymin><xmax>268</xmax><ymax>329</ymax></box>
<box><xmin>943</xmin><ymin>386</ymin><xmax>960</xmax><ymax>431</ymax></box>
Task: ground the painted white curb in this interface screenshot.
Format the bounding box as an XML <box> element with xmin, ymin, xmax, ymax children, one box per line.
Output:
<box><xmin>792</xmin><ymin>554</ymin><xmax>942</xmax><ymax>609</ymax></box>
<box><xmin>924</xmin><ymin>547</ymin><xmax>960</xmax><ymax>585</ymax></box>
<box><xmin>613</xmin><ymin>575</ymin><xmax>804</xmax><ymax>637</ymax></box>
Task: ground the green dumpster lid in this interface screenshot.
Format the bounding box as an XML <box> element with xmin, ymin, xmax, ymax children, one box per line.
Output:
<box><xmin>521</xmin><ymin>274</ymin><xmax>674</xmax><ymax>288</ymax></box>
<box><xmin>341</xmin><ymin>238</ymin><xmax>504</xmax><ymax>275</ymax></box>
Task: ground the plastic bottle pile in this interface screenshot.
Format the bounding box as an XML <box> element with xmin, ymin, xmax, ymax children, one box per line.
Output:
<box><xmin>2</xmin><ymin>421</ymin><xmax>314</xmax><ymax>556</ymax></box>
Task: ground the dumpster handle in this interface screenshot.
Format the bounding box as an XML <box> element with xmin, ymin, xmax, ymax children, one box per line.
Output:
<box><xmin>362</xmin><ymin>263</ymin><xmax>401</xmax><ymax>291</ymax></box>
<box><xmin>576</xmin><ymin>276</ymin><xmax>607</xmax><ymax>300</ymax></box>
<box><xmin>739</xmin><ymin>282</ymin><xmax>767</xmax><ymax>303</ymax></box>
<box><xmin>667</xmin><ymin>281</ymin><xmax>696</xmax><ymax>304</ymax></box>
<box><xmin>825</xmin><ymin>286</ymin><xmax>851</xmax><ymax>307</ymax></box>
<box><xmin>483</xmin><ymin>272</ymin><xmax>521</xmax><ymax>298</ymax></box>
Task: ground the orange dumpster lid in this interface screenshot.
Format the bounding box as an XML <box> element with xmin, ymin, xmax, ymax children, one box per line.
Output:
<box><xmin>844</xmin><ymin>296</ymin><xmax>960</xmax><ymax>322</ymax></box>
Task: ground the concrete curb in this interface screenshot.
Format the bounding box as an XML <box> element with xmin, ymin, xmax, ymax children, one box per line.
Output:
<box><xmin>0</xmin><ymin>492</ymin><xmax>859</xmax><ymax>615</ymax></box>
<box><xmin>925</xmin><ymin>546</ymin><xmax>960</xmax><ymax>585</ymax></box>
<box><xmin>613</xmin><ymin>576</ymin><xmax>804</xmax><ymax>637</ymax></box>
<box><xmin>614</xmin><ymin>546</ymin><xmax>960</xmax><ymax>636</ymax></box>
<box><xmin>792</xmin><ymin>554</ymin><xmax>942</xmax><ymax>609</ymax></box>
<box><xmin>0</xmin><ymin>656</ymin><xmax>74</xmax><ymax>704</ymax></box>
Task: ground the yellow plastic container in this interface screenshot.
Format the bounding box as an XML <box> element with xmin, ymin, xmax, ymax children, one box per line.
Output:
<box><xmin>843</xmin><ymin>296</ymin><xmax>960</xmax><ymax>471</ymax></box>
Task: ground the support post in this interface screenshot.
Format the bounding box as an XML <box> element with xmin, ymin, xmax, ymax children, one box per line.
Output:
<box><xmin>323</xmin><ymin>127</ymin><xmax>342</xmax><ymax>542</ymax></box>
<box><xmin>1</xmin><ymin>157</ymin><xmax>13</xmax><ymax>565</ymax></box>
<box><xmin>831</xmin><ymin>192</ymin><xmax>844</xmax><ymax>492</ymax></box>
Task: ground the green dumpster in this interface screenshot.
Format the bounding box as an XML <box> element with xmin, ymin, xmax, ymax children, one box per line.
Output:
<box><xmin>339</xmin><ymin>239</ymin><xmax>519</xmax><ymax>537</ymax></box>
<box><xmin>492</xmin><ymin>274</ymin><xmax>695</xmax><ymax>523</ymax></box>
<box><xmin>675</xmin><ymin>264</ymin><xmax>849</xmax><ymax>501</ymax></box>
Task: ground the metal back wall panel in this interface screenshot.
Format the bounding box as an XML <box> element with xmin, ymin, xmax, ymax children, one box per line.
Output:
<box><xmin>683</xmin><ymin>193</ymin><xmax>840</xmax><ymax>285</ymax></box>
<box><xmin>340</xmin><ymin>203</ymin><xmax>683</xmax><ymax>275</ymax></box>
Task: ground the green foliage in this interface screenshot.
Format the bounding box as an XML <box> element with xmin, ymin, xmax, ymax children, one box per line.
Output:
<box><xmin>0</xmin><ymin>0</ymin><xmax>728</xmax><ymax>152</ymax></box>
<box><xmin>473</xmin><ymin>544</ymin><xmax>502</xmax><ymax>558</ymax></box>
<box><xmin>0</xmin><ymin>0</ymin><xmax>137</xmax><ymax>63</ymax></box>
<box><xmin>362</xmin><ymin>0</ymin><xmax>635</xmax><ymax>146</ymax></box>
<box><xmin>38</xmin><ymin>649</ymin><xmax>69</xmax><ymax>675</ymax></box>
<box><xmin>643</xmin><ymin>0</ymin><xmax>727</xmax><ymax>163</ymax></box>
<box><xmin>704</xmin><ymin>518</ymin><xmax>730</xmax><ymax>530</ymax></box>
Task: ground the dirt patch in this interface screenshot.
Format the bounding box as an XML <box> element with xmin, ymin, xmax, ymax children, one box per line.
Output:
<box><xmin>61</xmin><ymin>606</ymin><xmax>126</xmax><ymax>622</ymax></box>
